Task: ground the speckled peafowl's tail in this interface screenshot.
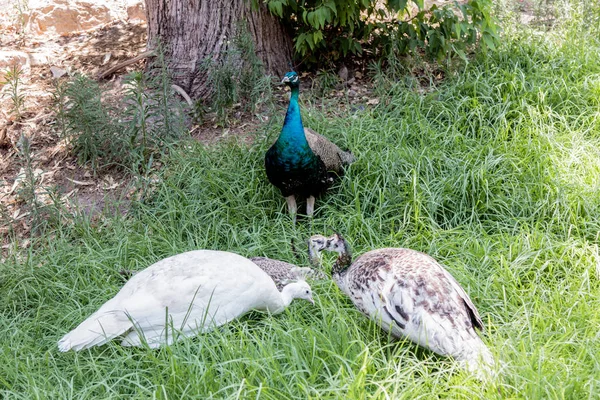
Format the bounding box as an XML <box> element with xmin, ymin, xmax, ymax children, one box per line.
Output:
<box><xmin>339</xmin><ymin>149</ymin><xmax>356</xmax><ymax>165</ymax></box>
<box><xmin>458</xmin><ymin>337</ymin><xmax>497</xmax><ymax>381</ymax></box>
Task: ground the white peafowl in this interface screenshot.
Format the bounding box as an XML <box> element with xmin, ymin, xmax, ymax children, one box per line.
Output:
<box><xmin>58</xmin><ymin>250</ymin><xmax>314</xmax><ymax>351</ymax></box>
<box><xmin>308</xmin><ymin>233</ymin><xmax>495</xmax><ymax>379</ymax></box>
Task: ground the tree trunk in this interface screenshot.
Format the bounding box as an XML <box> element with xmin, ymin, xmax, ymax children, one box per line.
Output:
<box><xmin>145</xmin><ymin>0</ymin><xmax>293</xmax><ymax>100</ymax></box>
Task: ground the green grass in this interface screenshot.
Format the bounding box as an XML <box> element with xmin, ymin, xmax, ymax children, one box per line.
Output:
<box><xmin>2</xmin><ymin>3</ymin><xmax>600</xmax><ymax>398</ymax></box>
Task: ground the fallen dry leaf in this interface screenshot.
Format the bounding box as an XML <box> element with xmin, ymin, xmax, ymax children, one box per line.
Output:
<box><xmin>102</xmin><ymin>175</ymin><xmax>119</xmax><ymax>190</ymax></box>
<box><xmin>50</xmin><ymin>66</ymin><xmax>67</xmax><ymax>78</ymax></box>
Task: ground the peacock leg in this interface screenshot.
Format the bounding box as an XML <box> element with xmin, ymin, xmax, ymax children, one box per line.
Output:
<box><xmin>285</xmin><ymin>195</ymin><xmax>297</xmax><ymax>220</ymax></box>
<box><xmin>306</xmin><ymin>196</ymin><xmax>316</xmax><ymax>217</ymax></box>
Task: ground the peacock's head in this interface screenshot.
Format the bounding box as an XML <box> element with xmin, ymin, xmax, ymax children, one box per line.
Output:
<box><xmin>281</xmin><ymin>71</ymin><xmax>300</xmax><ymax>88</ymax></box>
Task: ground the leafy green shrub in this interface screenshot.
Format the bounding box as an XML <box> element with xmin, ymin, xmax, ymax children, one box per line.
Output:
<box><xmin>261</xmin><ymin>0</ymin><xmax>499</xmax><ymax>65</ymax></box>
<box><xmin>2</xmin><ymin>64</ymin><xmax>25</xmax><ymax>121</ymax></box>
<box><xmin>311</xmin><ymin>69</ymin><xmax>339</xmax><ymax>96</ymax></box>
<box><xmin>54</xmin><ymin>52</ymin><xmax>187</xmax><ymax>173</ymax></box>
<box><xmin>13</xmin><ymin>134</ymin><xmax>63</xmax><ymax>237</ymax></box>
<box><xmin>203</xmin><ymin>23</ymin><xmax>274</xmax><ymax>123</ymax></box>
<box><xmin>61</xmin><ymin>74</ymin><xmax>122</xmax><ymax>171</ymax></box>
<box><xmin>122</xmin><ymin>50</ymin><xmax>187</xmax><ymax>172</ymax></box>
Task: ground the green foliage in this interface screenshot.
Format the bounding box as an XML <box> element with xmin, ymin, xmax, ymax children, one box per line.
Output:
<box><xmin>50</xmin><ymin>78</ymin><xmax>69</xmax><ymax>139</ymax></box>
<box><xmin>391</xmin><ymin>1</ymin><xmax>499</xmax><ymax>62</ymax></box>
<box><xmin>12</xmin><ymin>0</ymin><xmax>29</xmax><ymax>41</ymax></box>
<box><xmin>14</xmin><ymin>135</ymin><xmax>41</xmax><ymax>234</ymax></box>
<box><xmin>311</xmin><ymin>69</ymin><xmax>339</xmax><ymax>96</ymax></box>
<box><xmin>9</xmin><ymin>134</ymin><xmax>63</xmax><ymax>238</ymax></box>
<box><xmin>262</xmin><ymin>0</ymin><xmax>499</xmax><ymax>65</ymax></box>
<box><xmin>60</xmin><ymin>74</ymin><xmax>122</xmax><ymax>171</ymax></box>
<box><xmin>122</xmin><ymin>60</ymin><xmax>187</xmax><ymax>173</ymax></box>
<box><xmin>55</xmin><ymin>52</ymin><xmax>186</xmax><ymax>173</ymax></box>
<box><xmin>2</xmin><ymin>64</ymin><xmax>25</xmax><ymax>120</ymax></box>
<box><xmin>203</xmin><ymin>23</ymin><xmax>274</xmax><ymax>124</ymax></box>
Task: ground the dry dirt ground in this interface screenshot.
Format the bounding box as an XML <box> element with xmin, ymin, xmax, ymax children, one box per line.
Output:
<box><xmin>0</xmin><ymin>13</ymin><xmax>153</xmax><ymax>251</ymax></box>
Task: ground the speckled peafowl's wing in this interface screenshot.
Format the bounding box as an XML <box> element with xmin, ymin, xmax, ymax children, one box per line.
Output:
<box><xmin>342</xmin><ymin>249</ymin><xmax>485</xmax><ymax>354</ymax></box>
<box><xmin>336</xmin><ymin>247</ymin><xmax>493</xmax><ymax>376</ymax></box>
<box><xmin>250</xmin><ymin>257</ymin><xmax>297</xmax><ymax>290</ymax></box>
<box><xmin>250</xmin><ymin>256</ymin><xmax>327</xmax><ymax>290</ymax></box>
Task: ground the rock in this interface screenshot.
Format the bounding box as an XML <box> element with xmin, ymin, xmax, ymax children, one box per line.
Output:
<box><xmin>101</xmin><ymin>52</ymin><xmax>111</xmax><ymax>65</ymax></box>
<box><xmin>28</xmin><ymin>52</ymin><xmax>51</xmax><ymax>66</ymax></box>
<box><xmin>0</xmin><ymin>51</ymin><xmax>29</xmax><ymax>82</ymax></box>
<box><xmin>0</xmin><ymin>51</ymin><xmax>55</xmax><ymax>82</ymax></box>
<box><xmin>126</xmin><ymin>0</ymin><xmax>146</xmax><ymax>22</ymax></box>
<box><xmin>0</xmin><ymin>50</ymin><xmax>29</xmax><ymax>70</ymax></box>
<box><xmin>24</xmin><ymin>0</ymin><xmax>115</xmax><ymax>36</ymax></box>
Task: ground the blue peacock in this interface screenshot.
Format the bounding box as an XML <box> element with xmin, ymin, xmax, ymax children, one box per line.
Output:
<box><xmin>265</xmin><ymin>71</ymin><xmax>355</xmax><ymax>219</ymax></box>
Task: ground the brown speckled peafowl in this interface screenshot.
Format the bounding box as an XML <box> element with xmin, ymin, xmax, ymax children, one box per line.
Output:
<box><xmin>308</xmin><ymin>233</ymin><xmax>496</xmax><ymax>380</ymax></box>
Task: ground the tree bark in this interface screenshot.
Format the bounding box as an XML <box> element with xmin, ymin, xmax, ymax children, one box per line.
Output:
<box><xmin>145</xmin><ymin>0</ymin><xmax>294</xmax><ymax>100</ymax></box>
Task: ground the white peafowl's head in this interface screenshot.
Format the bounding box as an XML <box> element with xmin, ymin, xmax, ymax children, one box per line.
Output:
<box><xmin>284</xmin><ymin>280</ymin><xmax>314</xmax><ymax>304</ymax></box>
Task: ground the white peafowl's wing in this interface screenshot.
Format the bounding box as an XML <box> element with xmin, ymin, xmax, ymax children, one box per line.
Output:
<box><xmin>59</xmin><ymin>250</ymin><xmax>280</xmax><ymax>351</ymax></box>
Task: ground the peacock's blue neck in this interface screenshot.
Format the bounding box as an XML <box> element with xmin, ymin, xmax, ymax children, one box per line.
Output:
<box><xmin>276</xmin><ymin>87</ymin><xmax>309</xmax><ymax>149</ymax></box>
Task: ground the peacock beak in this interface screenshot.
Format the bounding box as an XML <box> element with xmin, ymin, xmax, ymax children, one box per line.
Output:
<box><xmin>281</xmin><ymin>76</ymin><xmax>290</xmax><ymax>84</ymax></box>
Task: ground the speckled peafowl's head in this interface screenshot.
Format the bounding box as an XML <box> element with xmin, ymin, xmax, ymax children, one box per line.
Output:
<box><xmin>281</xmin><ymin>71</ymin><xmax>300</xmax><ymax>88</ymax></box>
<box><xmin>307</xmin><ymin>233</ymin><xmax>351</xmax><ymax>267</ymax></box>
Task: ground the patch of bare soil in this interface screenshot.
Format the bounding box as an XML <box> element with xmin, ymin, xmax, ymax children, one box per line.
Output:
<box><xmin>0</xmin><ymin>18</ymin><xmax>150</xmax><ymax>254</ymax></box>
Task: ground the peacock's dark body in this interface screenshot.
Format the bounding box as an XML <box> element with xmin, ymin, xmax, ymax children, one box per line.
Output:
<box><xmin>265</xmin><ymin>71</ymin><xmax>354</xmax><ymax>218</ymax></box>
<box><xmin>264</xmin><ymin>92</ymin><xmax>329</xmax><ymax>198</ymax></box>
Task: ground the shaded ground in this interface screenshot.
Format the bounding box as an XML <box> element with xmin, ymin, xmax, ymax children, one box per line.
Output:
<box><xmin>0</xmin><ymin>18</ymin><xmax>150</xmax><ymax>252</ymax></box>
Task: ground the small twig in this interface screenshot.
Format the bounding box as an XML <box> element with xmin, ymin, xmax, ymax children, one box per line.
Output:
<box><xmin>171</xmin><ymin>84</ymin><xmax>193</xmax><ymax>106</ymax></box>
<box><xmin>66</xmin><ymin>177</ymin><xmax>95</xmax><ymax>186</ymax></box>
<box><xmin>97</xmin><ymin>50</ymin><xmax>155</xmax><ymax>80</ymax></box>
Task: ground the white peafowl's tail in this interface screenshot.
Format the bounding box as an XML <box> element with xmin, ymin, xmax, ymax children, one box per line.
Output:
<box><xmin>57</xmin><ymin>310</ymin><xmax>131</xmax><ymax>352</ymax></box>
